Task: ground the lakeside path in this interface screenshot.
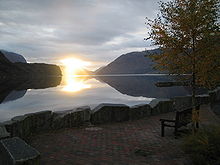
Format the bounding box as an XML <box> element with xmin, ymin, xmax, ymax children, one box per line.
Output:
<box><xmin>30</xmin><ymin>105</ymin><xmax>220</xmax><ymax>165</ymax></box>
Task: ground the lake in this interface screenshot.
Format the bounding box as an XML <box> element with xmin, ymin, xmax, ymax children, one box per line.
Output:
<box><xmin>0</xmin><ymin>74</ymin><xmax>206</xmax><ymax>122</ymax></box>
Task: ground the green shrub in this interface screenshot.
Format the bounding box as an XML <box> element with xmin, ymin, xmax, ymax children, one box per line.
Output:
<box><xmin>182</xmin><ymin>126</ymin><xmax>220</xmax><ymax>165</ymax></box>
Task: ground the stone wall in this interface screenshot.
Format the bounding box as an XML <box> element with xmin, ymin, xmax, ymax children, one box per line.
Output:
<box><xmin>172</xmin><ymin>94</ymin><xmax>210</xmax><ymax>110</ymax></box>
<box><xmin>209</xmin><ymin>87</ymin><xmax>220</xmax><ymax>103</ymax></box>
<box><xmin>52</xmin><ymin>106</ymin><xmax>91</xmax><ymax>129</ymax></box>
<box><xmin>0</xmin><ymin>94</ymin><xmax>212</xmax><ymax>141</ymax></box>
<box><xmin>209</xmin><ymin>87</ymin><xmax>220</xmax><ymax>116</ymax></box>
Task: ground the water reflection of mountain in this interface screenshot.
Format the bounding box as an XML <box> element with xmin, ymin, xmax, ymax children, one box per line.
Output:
<box><xmin>95</xmin><ymin>75</ymin><xmax>206</xmax><ymax>98</ymax></box>
<box><xmin>0</xmin><ymin>76</ymin><xmax>61</xmax><ymax>104</ymax></box>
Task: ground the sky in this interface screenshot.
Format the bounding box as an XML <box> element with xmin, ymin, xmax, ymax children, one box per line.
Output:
<box><xmin>0</xmin><ymin>0</ymin><xmax>163</xmax><ymax>70</ymax></box>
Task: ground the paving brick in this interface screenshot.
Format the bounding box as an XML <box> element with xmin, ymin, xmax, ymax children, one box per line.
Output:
<box><xmin>30</xmin><ymin>105</ymin><xmax>218</xmax><ymax>165</ymax></box>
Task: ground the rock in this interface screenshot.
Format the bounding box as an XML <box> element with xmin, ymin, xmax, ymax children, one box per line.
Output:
<box><xmin>0</xmin><ymin>125</ymin><xmax>10</xmax><ymax>140</ymax></box>
<box><xmin>172</xmin><ymin>96</ymin><xmax>193</xmax><ymax>110</ymax></box>
<box><xmin>216</xmin><ymin>87</ymin><xmax>220</xmax><ymax>101</ymax></box>
<box><xmin>24</xmin><ymin>110</ymin><xmax>52</xmax><ymax>132</ymax></box>
<box><xmin>52</xmin><ymin>106</ymin><xmax>91</xmax><ymax>129</ymax></box>
<box><xmin>0</xmin><ymin>137</ymin><xmax>40</xmax><ymax>165</ymax></box>
<box><xmin>91</xmin><ymin>103</ymin><xmax>130</xmax><ymax>124</ymax></box>
<box><xmin>8</xmin><ymin>116</ymin><xmax>31</xmax><ymax>140</ymax></box>
<box><xmin>129</xmin><ymin>104</ymin><xmax>151</xmax><ymax>120</ymax></box>
<box><xmin>211</xmin><ymin>102</ymin><xmax>220</xmax><ymax>117</ymax></box>
<box><xmin>209</xmin><ymin>87</ymin><xmax>220</xmax><ymax>103</ymax></box>
<box><xmin>2</xmin><ymin>120</ymin><xmax>18</xmax><ymax>138</ymax></box>
<box><xmin>197</xmin><ymin>94</ymin><xmax>210</xmax><ymax>105</ymax></box>
<box><xmin>3</xmin><ymin>111</ymin><xmax>52</xmax><ymax>139</ymax></box>
<box><xmin>150</xmin><ymin>99</ymin><xmax>174</xmax><ymax>115</ymax></box>
<box><xmin>172</xmin><ymin>95</ymin><xmax>210</xmax><ymax>111</ymax></box>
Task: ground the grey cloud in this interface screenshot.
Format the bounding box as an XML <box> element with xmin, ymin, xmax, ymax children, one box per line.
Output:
<box><xmin>0</xmin><ymin>0</ymin><xmax>163</xmax><ymax>67</ymax></box>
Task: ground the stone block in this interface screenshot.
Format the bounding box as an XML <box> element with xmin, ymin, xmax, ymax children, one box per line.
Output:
<box><xmin>197</xmin><ymin>94</ymin><xmax>210</xmax><ymax>105</ymax></box>
<box><xmin>129</xmin><ymin>104</ymin><xmax>151</xmax><ymax>120</ymax></box>
<box><xmin>0</xmin><ymin>137</ymin><xmax>40</xmax><ymax>165</ymax></box>
<box><xmin>24</xmin><ymin>110</ymin><xmax>52</xmax><ymax>132</ymax></box>
<box><xmin>215</xmin><ymin>87</ymin><xmax>220</xmax><ymax>101</ymax></box>
<box><xmin>172</xmin><ymin>96</ymin><xmax>193</xmax><ymax>110</ymax></box>
<box><xmin>52</xmin><ymin>106</ymin><xmax>91</xmax><ymax>129</ymax></box>
<box><xmin>91</xmin><ymin>103</ymin><xmax>130</xmax><ymax>124</ymax></box>
<box><xmin>209</xmin><ymin>87</ymin><xmax>220</xmax><ymax>103</ymax></box>
<box><xmin>150</xmin><ymin>99</ymin><xmax>174</xmax><ymax>115</ymax></box>
<box><xmin>0</xmin><ymin>125</ymin><xmax>10</xmax><ymax>140</ymax></box>
<box><xmin>8</xmin><ymin>116</ymin><xmax>31</xmax><ymax>140</ymax></box>
<box><xmin>2</xmin><ymin>120</ymin><xmax>16</xmax><ymax>138</ymax></box>
<box><xmin>3</xmin><ymin>111</ymin><xmax>52</xmax><ymax>139</ymax></box>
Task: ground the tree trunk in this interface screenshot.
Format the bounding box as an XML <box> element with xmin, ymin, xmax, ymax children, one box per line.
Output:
<box><xmin>192</xmin><ymin>70</ymin><xmax>199</xmax><ymax>133</ymax></box>
<box><xmin>191</xmin><ymin>31</ymin><xmax>199</xmax><ymax>132</ymax></box>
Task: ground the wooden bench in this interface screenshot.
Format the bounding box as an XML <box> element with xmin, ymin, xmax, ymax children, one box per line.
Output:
<box><xmin>160</xmin><ymin>106</ymin><xmax>200</xmax><ymax>137</ymax></box>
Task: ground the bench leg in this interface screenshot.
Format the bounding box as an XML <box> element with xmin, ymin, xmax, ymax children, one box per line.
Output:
<box><xmin>196</xmin><ymin>122</ymin><xmax>199</xmax><ymax>129</ymax></box>
<box><xmin>161</xmin><ymin>123</ymin><xmax>165</xmax><ymax>137</ymax></box>
<box><xmin>174</xmin><ymin>126</ymin><xmax>178</xmax><ymax>139</ymax></box>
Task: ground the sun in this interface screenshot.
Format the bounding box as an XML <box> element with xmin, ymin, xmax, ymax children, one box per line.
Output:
<box><xmin>60</xmin><ymin>58</ymin><xmax>91</xmax><ymax>92</ymax></box>
<box><xmin>61</xmin><ymin>58</ymin><xmax>90</xmax><ymax>75</ymax></box>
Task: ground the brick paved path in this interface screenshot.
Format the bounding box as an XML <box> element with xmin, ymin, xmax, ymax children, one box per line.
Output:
<box><xmin>30</xmin><ymin>105</ymin><xmax>218</xmax><ymax>165</ymax></box>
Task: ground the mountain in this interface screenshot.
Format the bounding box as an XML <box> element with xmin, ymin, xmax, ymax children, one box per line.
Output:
<box><xmin>0</xmin><ymin>50</ymin><xmax>62</xmax><ymax>78</ymax></box>
<box><xmin>95</xmin><ymin>49</ymin><xmax>162</xmax><ymax>75</ymax></box>
<box><xmin>0</xmin><ymin>50</ymin><xmax>27</xmax><ymax>63</ymax></box>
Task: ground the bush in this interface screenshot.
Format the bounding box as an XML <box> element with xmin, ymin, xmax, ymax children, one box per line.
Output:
<box><xmin>182</xmin><ymin>126</ymin><xmax>220</xmax><ymax>165</ymax></box>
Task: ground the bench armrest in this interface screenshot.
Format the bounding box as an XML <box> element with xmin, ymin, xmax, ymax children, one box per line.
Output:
<box><xmin>160</xmin><ymin>119</ymin><xmax>175</xmax><ymax>122</ymax></box>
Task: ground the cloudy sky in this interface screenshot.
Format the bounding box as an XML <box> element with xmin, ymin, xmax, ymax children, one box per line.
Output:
<box><xmin>0</xmin><ymin>0</ymin><xmax>163</xmax><ymax>70</ymax></box>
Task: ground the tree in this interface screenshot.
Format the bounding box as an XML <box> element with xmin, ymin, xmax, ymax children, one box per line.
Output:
<box><xmin>146</xmin><ymin>0</ymin><xmax>220</xmax><ymax>130</ymax></box>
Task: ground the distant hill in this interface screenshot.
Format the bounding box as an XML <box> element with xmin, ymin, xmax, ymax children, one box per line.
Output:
<box><xmin>95</xmin><ymin>49</ymin><xmax>162</xmax><ymax>75</ymax></box>
<box><xmin>0</xmin><ymin>50</ymin><xmax>61</xmax><ymax>78</ymax></box>
<box><xmin>0</xmin><ymin>50</ymin><xmax>27</xmax><ymax>63</ymax></box>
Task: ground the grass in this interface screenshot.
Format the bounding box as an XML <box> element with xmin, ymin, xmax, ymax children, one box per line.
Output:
<box><xmin>182</xmin><ymin>125</ymin><xmax>220</xmax><ymax>165</ymax></box>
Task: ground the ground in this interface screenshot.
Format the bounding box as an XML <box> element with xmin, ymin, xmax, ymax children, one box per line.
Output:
<box><xmin>30</xmin><ymin>105</ymin><xmax>220</xmax><ymax>165</ymax></box>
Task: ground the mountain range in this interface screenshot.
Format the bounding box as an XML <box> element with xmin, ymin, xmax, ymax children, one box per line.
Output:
<box><xmin>95</xmin><ymin>49</ymin><xmax>162</xmax><ymax>74</ymax></box>
<box><xmin>0</xmin><ymin>48</ymin><xmax>162</xmax><ymax>77</ymax></box>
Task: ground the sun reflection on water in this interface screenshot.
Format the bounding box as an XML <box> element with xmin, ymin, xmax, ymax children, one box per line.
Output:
<box><xmin>62</xmin><ymin>76</ymin><xmax>91</xmax><ymax>92</ymax></box>
<box><xmin>61</xmin><ymin>58</ymin><xmax>91</xmax><ymax>92</ymax></box>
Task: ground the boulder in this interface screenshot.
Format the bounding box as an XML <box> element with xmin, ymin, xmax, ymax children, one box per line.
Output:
<box><xmin>52</xmin><ymin>106</ymin><xmax>91</xmax><ymax>129</ymax></box>
<box><xmin>149</xmin><ymin>99</ymin><xmax>174</xmax><ymax>115</ymax></box>
<box><xmin>91</xmin><ymin>103</ymin><xmax>130</xmax><ymax>124</ymax></box>
<box><xmin>0</xmin><ymin>137</ymin><xmax>40</xmax><ymax>165</ymax></box>
<box><xmin>129</xmin><ymin>104</ymin><xmax>151</xmax><ymax>120</ymax></box>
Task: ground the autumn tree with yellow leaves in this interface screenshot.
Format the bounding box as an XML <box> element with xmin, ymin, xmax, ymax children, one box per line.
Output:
<box><xmin>146</xmin><ymin>0</ymin><xmax>220</xmax><ymax>130</ymax></box>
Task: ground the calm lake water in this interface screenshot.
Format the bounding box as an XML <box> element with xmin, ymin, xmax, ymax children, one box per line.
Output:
<box><xmin>0</xmin><ymin>74</ymin><xmax>206</xmax><ymax>122</ymax></box>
